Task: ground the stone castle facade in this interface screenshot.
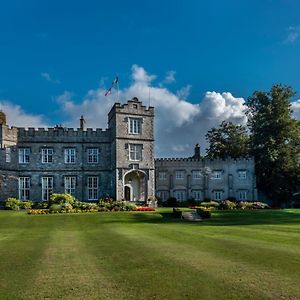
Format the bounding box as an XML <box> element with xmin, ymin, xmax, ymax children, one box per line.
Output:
<box><xmin>0</xmin><ymin>97</ymin><xmax>257</xmax><ymax>203</ymax></box>
<box><xmin>0</xmin><ymin>98</ymin><xmax>155</xmax><ymax>202</ymax></box>
<box><xmin>155</xmin><ymin>144</ymin><xmax>257</xmax><ymax>202</ymax></box>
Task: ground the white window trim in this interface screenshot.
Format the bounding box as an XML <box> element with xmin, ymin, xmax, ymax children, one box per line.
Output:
<box><xmin>19</xmin><ymin>177</ymin><xmax>30</xmax><ymax>200</ymax></box>
<box><xmin>129</xmin><ymin>144</ymin><xmax>142</xmax><ymax>161</ymax></box>
<box><xmin>87</xmin><ymin>148</ymin><xmax>99</xmax><ymax>164</ymax></box>
<box><xmin>212</xmin><ymin>170</ymin><xmax>222</xmax><ymax>180</ymax></box>
<box><xmin>175</xmin><ymin>170</ymin><xmax>184</xmax><ymax>180</ymax></box>
<box><xmin>158</xmin><ymin>172</ymin><xmax>167</xmax><ymax>180</ymax></box>
<box><xmin>192</xmin><ymin>170</ymin><xmax>202</xmax><ymax>180</ymax></box>
<box><xmin>64</xmin><ymin>148</ymin><xmax>76</xmax><ymax>164</ymax></box>
<box><xmin>214</xmin><ymin>190</ymin><xmax>223</xmax><ymax>201</ymax></box>
<box><xmin>42</xmin><ymin>148</ymin><xmax>53</xmax><ymax>164</ymax></box>
<box><xmin>42</xmin><ymin>177</ymin><xmax>53</xmax><ymax>201</ymax></box>
<box><xmin>19</xmin><ymin>148</ymin><xmax>30</xmax><ymax>164</ymax></box>
<box><xmin>88</xmin><ymin>176</ymin><xmax>98</xmax><ymax>201</ymax></box>
<box><xmin>64</xmin><ymin>176</ymin><xmax>76</xmax><ymax>197</ymax></box>
<box><xmin>128</xmin><ymin>118</ymin><xmax>142</xmax><ymax>135</ymax></box>
<box><xmin>238</xmin><ymin>170</ymin><xmax>247</xmax><ymax>180</ymax></box>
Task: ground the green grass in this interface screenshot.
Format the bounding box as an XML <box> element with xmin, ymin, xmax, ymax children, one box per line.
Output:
<box><xmin>0</xmin><ymin>209</ymin><xmax>300</xmax><ymax>300</ymax></box>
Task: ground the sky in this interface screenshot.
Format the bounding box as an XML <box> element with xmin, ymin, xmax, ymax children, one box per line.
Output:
<box><xmin>1</xmin><ymin>0</ymin><xmax>300</xmax><ymax>157</ymax></box>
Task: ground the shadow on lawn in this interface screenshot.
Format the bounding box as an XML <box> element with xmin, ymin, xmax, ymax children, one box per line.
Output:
<box><xmin>130</xmin><ymin>209</ymin><xmax>300</xmax><ymax>226</ymax></box>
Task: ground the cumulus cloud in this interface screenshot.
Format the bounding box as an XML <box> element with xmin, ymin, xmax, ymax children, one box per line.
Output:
<box><xmin>291</xmin><ymin>100</ymin><xmax>300</xmax><ymax>119</ymax></box>
<box><xmin>0</xmin><ymin>101</ymin><xmax>47</xmax><ymax>128</ymax></box>
<box><xmin>56</xmin><ymin>65</ymin><xmax>247</xmax><ymax>157</ymax></box>
<box><xmin>41</xmin><ymin>72</ymin><xmax>60</xmax><ymax>84</ymax></box>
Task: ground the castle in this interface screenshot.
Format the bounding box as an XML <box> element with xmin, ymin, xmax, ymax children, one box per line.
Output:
<box><xmin>0</xmin><ymin>97</ymin><xmax>257</xmax><ymax>202</ymax></box>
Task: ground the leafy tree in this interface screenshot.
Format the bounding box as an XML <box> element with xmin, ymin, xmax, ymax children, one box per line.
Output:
<box><xmin>205</xmin><ymin>121</ymin><xmax>250</xmax><ymax>159</ymax></box>
<box><xmin>246</xmin><ymin>84</ymin><xmax>300</xmax><ymax>206</ymax></box>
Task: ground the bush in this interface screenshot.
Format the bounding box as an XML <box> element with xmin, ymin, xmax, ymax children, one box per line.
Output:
<box><xmin>49</xmin><ymin>193</ymin><xmax>75</xmax><ymax>206</ymax></box>
<box><xmin>20</xmin><ymin>201</ymin><xmax>33</xmax><ymax>209</ymax></box>
<box><xmin>164</xmin><ymin>197</ymin><xmax>178</xmax><ymax>207</ymax></box>
<box><xmin>219</xmin><ymin>200</ymin><xmax>236</xmax><ymax>210</ymax></box>
<box><xmin>196</xmin><ymin>208</ymin><xmax>211</xmax><ymax>219</ymax></box>
<box><xmin>49</xmin><ymin>204</ymin><xmax>63</xmax><ymax>213</ymax></box>
<box><xmin>4</xmin><ymin>198</ymin><xmax>21</xmax><ymax>210</ymax></box>
<box><xmin>199</xmin><ymin>201</ymin><xmax>219</xmax><ymax>209</ymax></box>
<box><xmin>236</xmin><ymin>201</ymin><xmax>270</xmax><ymax>209</ymax></box>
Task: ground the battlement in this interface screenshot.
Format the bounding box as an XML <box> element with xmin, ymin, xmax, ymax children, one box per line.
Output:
<box><xmin>16</xmin><ymin>126</ymin><xmax>112</xmax><ymax>143</ymax></box>
<box><xmin>155</xmin><ymin>156</ymin><xmax>254</xmax><ymax>164</ymax></box>
<box><xmin>108</xmin><ymin>98</ymin><xmax>154</xmax><ymax>121</ymax></box>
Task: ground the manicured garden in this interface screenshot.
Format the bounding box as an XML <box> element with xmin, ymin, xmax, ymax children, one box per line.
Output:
<box><xmin>0</xmin><ymin>208</ymin><xmax>300</xmax><ymax>299</ymax></box>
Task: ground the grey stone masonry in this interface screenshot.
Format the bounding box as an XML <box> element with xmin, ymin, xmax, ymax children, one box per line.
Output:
<box><xmin>155</xmin><ymin>145</ymin><xmax>257</xmax><ymax>202</ymax></box>
<box><xmin>0</xmin><ymin>97</ymin><xmax>155</xmax><ymax>202</ymax></box>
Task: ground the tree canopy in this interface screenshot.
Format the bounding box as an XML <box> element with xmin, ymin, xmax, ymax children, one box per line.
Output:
<box><xmin>205</xmin><ymin>121</ymin><xmax>250</xmax><ymax>159</ymax></box>
<box><xmin>246</xmin><ymin>84</ymin><xmax>300</xmax><ymax>205</ymax></box>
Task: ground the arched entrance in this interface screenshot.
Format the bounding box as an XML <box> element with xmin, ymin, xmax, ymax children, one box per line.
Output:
<box><xmin>123</xmin><ymin>170</ymin><xmax>147</xmax><ymax>202</ymax></box>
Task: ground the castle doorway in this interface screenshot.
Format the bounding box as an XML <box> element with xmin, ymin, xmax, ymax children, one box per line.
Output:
<box><xmin>123</xmin><ymin>170</ymin><xmax>147</xmax><ymax>202</ymax></box>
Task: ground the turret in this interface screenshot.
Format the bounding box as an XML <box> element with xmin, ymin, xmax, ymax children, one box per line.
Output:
<box><xmin>193</xmin><ymin>143</ymin><xmax>201</xmax><ymax>160</ymax></box>
<box><xmin>0</xmin><ymin>111</ymin><xmax>6</xmax><ymax>125</ymax></box>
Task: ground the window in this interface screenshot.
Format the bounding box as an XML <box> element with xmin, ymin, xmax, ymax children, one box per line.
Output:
<box><xmin>129</xmin><ymin>144</ymin><xmax>142</xmax><ymax>161</ymax></box>
<box><xmin>175</xmin><ymin>170</ymin><xmax>184</xmax><ymax>180</ymax></box>
<box><xmin>42</xmin><ymin>148</ymin><xmax>53</xmax><ymax>163</ymax></box>
<box><xmin>214</xmin><ymin>190</ymin><xmax>223</xmax><ymax>201</ymax></box>
<box><xmin>212</xmin><ymin>170</ymin><xmax>222</xmax><ymax>179</ymax></box>
<box><xmin>87</xmin><ymin>148</ymin><xmax>99</xmax><ymax>163</ymax></box>
<box><xmin>174</xmin><ymin>190</ymin><xmax>186</xmax><ymax>201</ymax></box>
<box><xmin>65</xmin><ymin>176</ymin><xmax>76</xmax><ymax>197</ymax></box>
<box><xmin>238</xmin><ymin>170</ymin><xmax>247</xmax><ymax>180</ymax></box>
<box><xmin>192</xmin><ymin>170</ymin><xmax>202</xmax><ymax>180</ymax></box>
<box><xmin>64</xmin><ymin>148</ymin><xmax>76</xmax><ymax>163</ymax></box>
<box><xmin>42</xmin><ymin>177</ymin><xmax>53</xmax><ymax>201</ymax></box>
<box><xmin>192</xmin><ymin>190</ymin><xmax>202</xmax><ymax>201</ymax></box>
<box><xmin>156</xmin><ymin>191</ymin><xmax>169</xmax><ymax>201</ymax></box>
<box><xmin>88</xmin><ymin>176</ymin><xmax>98</xmax><ymax>200</ymax></box>
<box><xmin>19</xmin><ymin>148</ymin><xmax>30</xmax><ymax>164</ymax></box>
<box><xmin>158</xmin><ymin>172</ymin><xmax>167</xmax><ymax>180</ymax></box>
<box><xmin>238</xmin><ymin>190</ymin><xmax>248</xmax><ymax>201</ymax></box>
<box><xmin>5</xmin><ymin>147</ymin><xmax>11</xmax><ymax>163</ymax></box>
<box><xmin>19</xmin><ymin>177</ymin><xmax>30</xmax><ymax>200</ymax></box>
<box><xmin>128</xmin><ymin>118</ymin><xmax>142</xmax><ymax>134</ymax></box>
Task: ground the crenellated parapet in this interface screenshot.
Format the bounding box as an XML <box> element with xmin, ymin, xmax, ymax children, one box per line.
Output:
<box><xmin>17</xmin><ymin>127</ymin><xmax>112</xmax><ymax>143</ymax></box>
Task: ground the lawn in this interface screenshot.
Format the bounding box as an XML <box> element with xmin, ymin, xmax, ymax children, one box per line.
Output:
<box><xmin>0</xmin><ymin>209</ymin><xmax>300</xmax><ymax>300</ymax></box>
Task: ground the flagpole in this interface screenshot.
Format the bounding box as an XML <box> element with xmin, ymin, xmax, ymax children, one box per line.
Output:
<box><xmin>117</xmin><ymin>80</ymin><xmax>119</xmax><ymax>102</ymax></box>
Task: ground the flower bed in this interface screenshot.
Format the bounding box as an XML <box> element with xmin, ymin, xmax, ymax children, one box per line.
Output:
<box><xmin>133</xmin><ymin>207</ymin><xmax>155</xmax><ymax>211</ymax></box>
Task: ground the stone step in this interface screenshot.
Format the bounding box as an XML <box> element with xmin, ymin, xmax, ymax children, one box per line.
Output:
<box><xmin>182</xmin><ymin>212</ymin><xmax>202</xmax><ymax>222</ymax></box>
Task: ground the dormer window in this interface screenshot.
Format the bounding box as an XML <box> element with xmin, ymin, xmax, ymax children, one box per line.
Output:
<box><xmin>128</xmin><ymin>118</ymin><xmax>142</xmax><ymax>134</ymax></box>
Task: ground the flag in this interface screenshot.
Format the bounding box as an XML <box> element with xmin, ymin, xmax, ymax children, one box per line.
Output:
<box><xmin>104</xmin><ymin>87</ymin><xmax>112</xmax><ymax>96</ymax></box>
<box><xmin>112</xmin><ymin>76</ymin><xmax>119</xmax><ymax>85</ymax></box>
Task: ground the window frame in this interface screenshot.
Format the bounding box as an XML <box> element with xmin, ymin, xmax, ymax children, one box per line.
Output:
<box><xmin>129</xmin><ymin>144</ymin><xmax>142</xmax><ymax>161</ymax></box>
<box><xmin>238</xmin><ymin>170</ymin><xmax>247</xmax><ymax>180</ymax></box>
<box><xmin>158</xmin><ymin>171</ymin><xmax>167</xmax><ymax>180</ymax></box>
<box><xmin>87</xmin><ymin>176</ymin><xmax>98</xmax><ymax>201</ymax></box>
<box><xmin>64</xmin><ymin>148</ymin><xmax>76</xmax><ymax>164</ymax></box>
<box><xmin>128</xmin><ymin>118</ymin><xmax>142</xmax><ymax>135</ymax></box>
<box><xmin>175</xmin><ymin>170</ymin><xmax>184</xmax><ymax>180</ymax></box>
<box><xmin>192</xmin><ymin>170</ymin><xmax>202</xmax><ymax>180</ymax></box>
<box><xmin>41</xmin><ymin>148</ymin><xmax>53</xmax><ymax>164</ymax></box>
<box><xmin>18</xmin><ymin>148</ymin><xmax>30</xmax><ymax>164</ymax></box>
<box><xmin>42</xmin><ymin>176</ymin><xmax>53</xmax><ymax>201</ymax></box>
<box><xmin>64</xmin><ymin>176</ymin><xmax>76</xmax><ymax>197</ymax></box>
<box><xmin>19</xmin><ymin>177</ymin><xmax>30</xmax><ymax>200</ymax></box>
<box><xmin>87</xmin><ymin>148</ymin><xmax>99</xmax><ymax>164</ymax></box>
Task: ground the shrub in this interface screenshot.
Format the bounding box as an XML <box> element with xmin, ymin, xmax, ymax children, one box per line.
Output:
<box><xmin>49</xmin><ymin>193</ymin><xmax>75</xmax><ymax>206</ymax></box>
<box><xmin>4</xmin><ymin>198</ymin><xmax>21</xmax><ymax>210</ymax></box>
<box><xmin>199</xmin><ymin>201</ymin><xmax>219</xmax><ymax>209</ymax></box>
<box><xmin>196</xmin><ymin>208</ymin><xmax>211</xmax><ymax>219</ymax></box>
<box><xmin>20</xmin><ymin>200</ymin><xmax>33</xmax><ymax>209</ymax></box>
<box><xmin>219</xmin><ymin>200</ymin><xmax>236</xmax><ymax>210</ymax></box>
<box><xmin>164</xmin><ymin>197</ymin><xmax>178</xmax><ymax>207</ymax></box>
<box><xmin>124</xmin><ymin>202</ymin><xmax>137</xmax><ymax>211</ymax></box>
<box><xmin>49</xmin><ymin>204</ymin><xmax>63</xmax><ymax>213</ymax></box>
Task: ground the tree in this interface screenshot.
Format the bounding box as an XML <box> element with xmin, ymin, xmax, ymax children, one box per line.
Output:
<box><xmin>205</xmin><ymin>121</ymin><xmax>250</xmax><ymax>159</ymax></box>
<box><xmin>246</xmin><ymin>84</ymin><xmax>300</xmax><ymax>206</ymax></box>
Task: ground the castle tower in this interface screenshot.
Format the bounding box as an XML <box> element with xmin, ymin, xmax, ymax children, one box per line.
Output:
<box><xmin>0</xmin><ymin>111</ymin><xmax>6</xmax><ymax>125</ymax></box>
<box><xmin>108</xmin><ymin>97</ymin><xmax>155</xmax><ymax>201</ymax></box>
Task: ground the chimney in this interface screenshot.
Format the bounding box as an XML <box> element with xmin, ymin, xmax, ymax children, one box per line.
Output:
<box><xmin>194</xmin><ymin>143</ymin><xmax>200</xmax><ymax>159</ymax></box>
<box><xmin>0</xmin><ymin>111</ymin><xmax>6</xmax><ymax>125</ymax></box>
<box><xmin>80</xmin><ymin>115</ymin><xmax>85</xmax><ymax>130</ymax></box>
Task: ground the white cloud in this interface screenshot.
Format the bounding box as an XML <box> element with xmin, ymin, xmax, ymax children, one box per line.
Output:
<box><xmin>41</xmin><ymin>72</ymin><xmax>60</xmax><ymax>84</ymax></box>
<box><xmin>0</xmin><ymin>101</ymin><xmax>47</xmax><ymax>128</ymax></box>
<box><xmin>291</xmin><ymin>100</ymin><xmax>300</xmax><ymax>119</ymax></box>
<box><xmin>56</xmin><ymin>65</ymin><xmax>247</xmax><ymax>157</ymax></box>
<box><xmin>283</xmin><ymin>26</ymin><xmax>300</xmax><ymax>44</ymax></box>
<box><xmin>176</xmin><ymin>85</ymin><xmax>192</xmax><ymax>99</ymax></box>
<box><xmin>164</xmin><ymin>70</ymin><xmax>176</xmax><ymax>84</ymax></box>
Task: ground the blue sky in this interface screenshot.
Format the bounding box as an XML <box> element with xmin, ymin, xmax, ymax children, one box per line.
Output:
<box><xmin>1</xmin><ymin>0</ymin><xmax>300</xmax><ymax>156</ymax></box>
